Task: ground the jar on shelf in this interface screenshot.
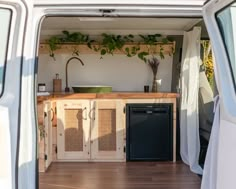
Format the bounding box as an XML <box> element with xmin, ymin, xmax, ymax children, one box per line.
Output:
<box><xmin>38</xmin><ymin>83</ymin><xmax>46</xmax><ymax>92</ymax></box>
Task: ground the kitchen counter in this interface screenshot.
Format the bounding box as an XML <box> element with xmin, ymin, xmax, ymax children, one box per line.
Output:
<box><xmin>37</xmin><ymin>92</ymin><xmax>179</xmax><ymax>101</ymax></box>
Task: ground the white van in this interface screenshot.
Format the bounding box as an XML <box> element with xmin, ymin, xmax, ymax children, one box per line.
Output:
<box><xmin>0</xmin><ymin>0</ymin><xmax>235</xmax><ymax>188</ymax></box>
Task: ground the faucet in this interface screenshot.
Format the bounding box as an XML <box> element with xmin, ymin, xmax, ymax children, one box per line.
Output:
<box><xmin>65</xmin><ymin>56</ymin><xmax>84</xmax><ymax>92</ymax></box>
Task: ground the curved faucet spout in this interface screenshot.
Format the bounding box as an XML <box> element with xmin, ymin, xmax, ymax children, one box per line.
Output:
<box><xmin>65</xmin><ymin>57</ymin><xmax>84</xmax><ymax>92</ymax></box>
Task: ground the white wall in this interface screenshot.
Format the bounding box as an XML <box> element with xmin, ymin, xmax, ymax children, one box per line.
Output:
<box><xmin>38</xmin><ymin>53</ymin><xmax>173</xmax><ymax>92</ymax></box>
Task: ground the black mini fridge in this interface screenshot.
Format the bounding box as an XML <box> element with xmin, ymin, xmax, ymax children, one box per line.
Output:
<box><xmin>126</xmin><ymin>103</ymin><xmax>173</xmax><ymax>161</ymax></box>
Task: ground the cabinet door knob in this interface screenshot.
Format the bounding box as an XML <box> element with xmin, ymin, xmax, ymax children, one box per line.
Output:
<box><xmin>89</xmin><ymin>108</ymin><xmax>95</xmax><ymax>120</ymax></box>
<box><xmin>50</xmin><ymin>108</ymin><xmax>54</xmax><ymax>122</ymax></box>
<box><xmin>82</xmin><ymin>107</ymin><xmax>88</xmax><ymax>120</ymax></box>
<box><xmin>59</xmin><ymin>133</ymin><xmax>62</xmax><ymax>136</ymax></box>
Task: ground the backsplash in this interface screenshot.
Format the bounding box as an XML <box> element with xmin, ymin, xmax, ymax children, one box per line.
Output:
<box><xmin>38</xmin><ymin>54</ymin><xmax>173</xmax><ymax>92</ymax></box>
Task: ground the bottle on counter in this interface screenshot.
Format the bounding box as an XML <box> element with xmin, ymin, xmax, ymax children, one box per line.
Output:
<box><xmin>53</xmin><ymin>73</ymin><xmax>62</xmax><ymax>92</ymax></box>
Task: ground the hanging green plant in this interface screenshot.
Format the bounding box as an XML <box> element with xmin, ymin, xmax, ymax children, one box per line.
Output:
<box><xmin>137</xmin><ymin>34</ymin><xmax>173</xmax><ymax>62</ymax></box>
<box><xmin>87</xmin><ymin>33</ymin><xmax>135</xmax><ymax>59</ymax></box>
<box><xmin>61</xmin><ymin>30</ymin><xmax>91</xmax><ymax>56</ymax></box>
<box><xmin>47</xmin><ymin>30</ymin><xmax>93</xmax><ymax>59</ymax></box>
<box><xmin>125</xmin><ymin>45</ymin><xmax>140</xmax><ymax>57</ymax></box>
<box><xmin>139</xmin><ymin>34</ymin><xmax>162</xmax><ymax>45</ymax></box>
<box><xmin>100</xmin><ymin>33</ymin><xmax>126</xmax><ymax>55</ymax></box>
<box><xmin>48</xmin><ymin>36</ymin><xmax>61</xmax><ymax>60</ymax></box>
<box><xmin>45</xmin><ymin>31</ymin><xmax>174</xmax><ymax>62</ymax></box>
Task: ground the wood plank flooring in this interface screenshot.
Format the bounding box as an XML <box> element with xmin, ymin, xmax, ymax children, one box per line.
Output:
<box><xmin>39</xmin><ymin>162</ymin><xmax>201</xmax><ymax>189</ymax></box>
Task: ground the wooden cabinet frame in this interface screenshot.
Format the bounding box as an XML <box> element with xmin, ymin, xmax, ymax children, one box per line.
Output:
<box><xmin>39</xmin><ymin>97</ymin><xmax>177</xmax><ymax>163</ymax></box>
<box><xmin>57</xmin><ymin>100</ymin><xmax>90</xmax><ymax>160</ymax></box>
<box><xmin>90</xmin><ymin>100</ymin><xmax>125</xmax><ymax>161</ymax></box>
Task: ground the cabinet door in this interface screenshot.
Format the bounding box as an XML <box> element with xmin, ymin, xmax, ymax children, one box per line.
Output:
<box><xmin>43</xmin><ymin>101</ymin><xmax>53</xmax><ymax>169</ymax></box>
<box><xmin>57</xmin><ymin>100</ymin><xmax>90</xmax><ymax>160</ymax></box>
<box><xmin>91</xmin><ymin>100</ymin><xmax>125</xmax><ymax>161</ymax></box>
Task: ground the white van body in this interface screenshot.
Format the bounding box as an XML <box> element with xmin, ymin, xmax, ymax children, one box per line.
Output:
<box><xmin>0</xmin><ymin>0</ymin><xmax>235</xmax><ymax>188</ymax></box>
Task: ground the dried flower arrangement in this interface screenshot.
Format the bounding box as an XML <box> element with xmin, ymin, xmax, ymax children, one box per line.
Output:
<box><xmin>148</xmin><ymin>57</ymin><xmax>160</xmax><ymax>92</ymax></box>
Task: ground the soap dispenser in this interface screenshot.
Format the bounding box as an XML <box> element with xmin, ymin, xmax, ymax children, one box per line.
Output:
<box><xmin>53</xmin><ymin>73</ymin><xmax>62</xmax><ymax>92</ymax></box>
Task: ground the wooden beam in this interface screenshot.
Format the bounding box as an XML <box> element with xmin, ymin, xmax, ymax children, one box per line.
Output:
<box><xmin>39</xmin><ymin>42</ymin><xmax>175</xmax><ymax>55</ymax></box>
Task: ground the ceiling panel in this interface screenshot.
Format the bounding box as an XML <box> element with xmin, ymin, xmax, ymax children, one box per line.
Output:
<box><xmin>42</xmin><ymin>17</ymin><xmax>201</xmax><ymax>30</ymax></box>
<box><xmin>40</xmin><ymin>17</ymin><xmax>202</xmax><ymax>41</ymax></box>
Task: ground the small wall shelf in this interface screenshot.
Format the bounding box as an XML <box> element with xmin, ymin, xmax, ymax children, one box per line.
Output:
<box><xmin>38</xmin><ymin>42</ymin><xmax>175</xmax><ymax>55</ymax></box>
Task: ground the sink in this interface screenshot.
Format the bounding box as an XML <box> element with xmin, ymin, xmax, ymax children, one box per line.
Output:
<box><xmin>72</xmin><ymin>85</ymin><xmax>112</xmax><ymax>93</ymax></box>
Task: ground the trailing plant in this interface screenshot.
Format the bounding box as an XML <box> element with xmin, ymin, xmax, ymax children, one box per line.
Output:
<box><xmin>139</xmin><ymin>34</ymin><xmax>162</xmax><ymax>45</ymax></box>
<box><xmin>100</xmin><ymin>33</ymin><xmax>126</xmax><ymax>55</ymax></box>
<box><xmin>45</xmin><ymin>31</ymin><xmax>174</xmax><ymax>62</ymax></box>
<box><xmin>60</xmin><ymin>30</ymin><xmax>90</xmax><ymax>56</ymax></box>
<box><xmin>48</xmin><ymin>36</ymin><xmax>61</xmax><ymax>60</ymax></box>
<box><xmin>47</xmin><ymin>30</ymin><xmax>93</xmax><ymax>59</ymax></box>
<box><xmin>97</xmin><ymin>34</ymin><xmax>135</xmax><ymax>57</ymax></box>
<box><xmin>125</xmin><ymin>45</ymin><xmax>140</xmax><ymax>57</ymax></box>
<box><xmin>137</xmin><ymin>34</ymin><xmax>174</xmax><ymax>62</ymax></box>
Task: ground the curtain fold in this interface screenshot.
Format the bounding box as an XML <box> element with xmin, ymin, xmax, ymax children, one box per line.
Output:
<box><xmin>180</xmin><ymin>27</ymin><xmax>203</xmax><ymax>175</ymax></box>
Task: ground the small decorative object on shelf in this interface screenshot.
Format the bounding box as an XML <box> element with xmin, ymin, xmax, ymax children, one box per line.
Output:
<box><xmin>148</xmin><ymin>57</ymin><xmax>160</xmax><ymax>92</ymax></box>
<box><xmin>38</xmin><ymin>83</ymin><xmax>46</xmax><ymax>92</ymax></box>
<box><xmin>144</xmin><ymin>85</ymin><xmax>149</xmax><ymax>93</ymax></box>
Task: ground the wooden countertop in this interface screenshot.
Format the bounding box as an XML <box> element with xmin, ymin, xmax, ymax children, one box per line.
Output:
<box><xmin>37</xmin><ymin>92</ymin><xmax>179</xmax><ymax>101</ymax></box>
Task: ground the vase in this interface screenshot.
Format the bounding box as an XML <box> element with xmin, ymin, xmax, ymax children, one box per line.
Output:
<box><xmin>152</xmin><ymin>75</ymin><xmax>158</xmax><ymax>92</ymax></box>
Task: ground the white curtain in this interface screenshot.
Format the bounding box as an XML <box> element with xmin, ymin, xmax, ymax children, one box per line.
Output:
<box><xmin>180</xmin><ymin>27</ymin><xmax>203</xmax><ymax>175</ymax></box>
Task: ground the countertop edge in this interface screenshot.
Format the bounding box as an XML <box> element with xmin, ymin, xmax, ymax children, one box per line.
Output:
<box><xmin>37</xmin><ymin>92</ymin><xmax>180</xmax><ymax>101</ymax></box>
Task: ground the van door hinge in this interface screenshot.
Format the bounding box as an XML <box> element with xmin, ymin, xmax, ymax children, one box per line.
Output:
<box><xmin>123</xmin><ymin>146</ymin><xmax>126</xmax><ymax>153</ymax></box>
<box><xmin>123</xmin><ymin>106</ymin><xmax>126</xmax><ymax>114</ymax></box>
<box><xmin>44</xmin><ymin>154</ymin><xmax>47</xmax><ymax>160</ymax></box>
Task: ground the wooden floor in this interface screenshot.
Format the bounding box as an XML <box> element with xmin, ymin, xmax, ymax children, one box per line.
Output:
<box><xmin>39</xmin><ymin>162</ymin><xmax>201</xmax><ymax>189</ymax></box>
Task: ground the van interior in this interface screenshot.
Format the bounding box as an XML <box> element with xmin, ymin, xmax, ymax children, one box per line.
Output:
<box><xmin>37</xmin><ymin>16</ymin><xmax>213</xmax><ymax>189</ymax></box>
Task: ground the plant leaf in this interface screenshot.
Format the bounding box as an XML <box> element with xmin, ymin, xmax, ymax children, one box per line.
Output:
<box><xmin>155</xmin><ymin>34</ymin><xmax>162</xmax><ymax>37</ymax></box>
<box><xmin>101</xmin><ymin>49</ymin><xmax>106</xmax><ymax>55</ymax></box>
<box><xmin>138</xmin><ymin>51</ymin><xmax>149</xmax><ymax>62</ymax></box>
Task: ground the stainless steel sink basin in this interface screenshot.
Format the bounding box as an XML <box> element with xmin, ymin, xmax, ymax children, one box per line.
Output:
<box><xmin>72</xmin><ymin>85</ymin><xmax>112</xmax><ymax>93</ymax></box>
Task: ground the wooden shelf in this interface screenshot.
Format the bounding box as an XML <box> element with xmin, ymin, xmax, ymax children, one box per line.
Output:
<box><xmin>39</xmin><ymin>42</ymin><xmax>175</xmax><ymax>55</ymax></box>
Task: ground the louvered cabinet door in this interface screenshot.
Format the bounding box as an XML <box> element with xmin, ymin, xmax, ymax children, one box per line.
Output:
<box><xmin>90</xmin><ymin>100</ymin><xmax>125</xmax><ymax>161</ymax></box>
<box><xmin>57</xmin><ymin>100</ymin><xmax>90</xmax><ymax>160</ymax></box>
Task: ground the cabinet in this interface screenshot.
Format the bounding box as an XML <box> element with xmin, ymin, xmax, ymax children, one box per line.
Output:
<box><xmin>91</xmin><ymin>100</ymin><xmax>125</xmax><ymax>161</ymax></box>
<box><xmin>57</xmin><ymin>100</ymin><xmax>90</xmax><ymax>160</ymax></box>
<box><xmin>56</xmin><ymin>99</ymin><xmax>125</xmax><ymax>161</ymax></box>
<box><xmin>44</xmin><ymin>101</ymin><xmax>53</xmax><ymax>168</ymax></box>
<box><xmin>37</xmin><ymin>100</ymin><xmax>53</xmax><ymax>172</ymax></box>
<box><xmin>38</xmin><ymin>95</ymin><xmax>177</xmax><ymax>162</ymax></box>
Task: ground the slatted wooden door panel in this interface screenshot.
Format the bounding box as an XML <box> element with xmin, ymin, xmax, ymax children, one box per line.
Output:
<box><xmin>57</xmin><ymin>100</ymin><xmax>90</xmax><ymax>160</ymax></box>
<box><xmin>91</xmin><ymin>100</ymin><xmax>125</xmax><ymax>161</ymax></box>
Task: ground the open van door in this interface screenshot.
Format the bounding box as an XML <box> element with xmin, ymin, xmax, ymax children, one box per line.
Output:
<box><xmin>0</xmin><ymin>0</ymin><xmax>34</xmax><ymax>189</ymax></box>
<box><xmin>203</xmin><ymin>0</ymin><xmax>236</xmax><ymax>188</ymax></box>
